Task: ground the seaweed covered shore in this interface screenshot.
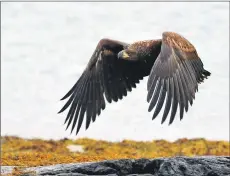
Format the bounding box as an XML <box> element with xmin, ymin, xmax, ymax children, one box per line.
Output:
<box><xmin>1</xmin><ymin>136</ymin><xmax>229</xmax><ymax>168</ymax></box>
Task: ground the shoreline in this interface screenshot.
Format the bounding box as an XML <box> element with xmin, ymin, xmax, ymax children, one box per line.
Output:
<box><xmin>1</xmin><ymin>135</ymin><xmax>229</xmax><ymax>168</ymax></box>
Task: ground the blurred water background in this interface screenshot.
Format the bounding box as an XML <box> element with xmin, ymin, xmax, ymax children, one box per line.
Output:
<box><xmin>2</xmin><ymin>2</ymin><xmax>229</xmax><ymax>142</ymax></box>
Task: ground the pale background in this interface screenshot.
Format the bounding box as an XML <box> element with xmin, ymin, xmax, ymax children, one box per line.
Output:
<box><xmin>2</xmin><ymin>2</ymin><xmax>229</xmax><ymax>142</ymax></box>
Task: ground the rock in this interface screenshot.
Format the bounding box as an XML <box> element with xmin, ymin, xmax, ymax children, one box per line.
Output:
<box><xmin>1</xmin><ymin>156</ymin><xmax>230</xmax><ymax>176</ymax></box>
<box><xmin>1</xmin><ymin>166</ymin><xmax>16</xmax><ymax>175</ymax></box>
<box><xmin>66</xmin><ymin>144</ymin><xmax>84</xmax><ymax>153</ymax></box>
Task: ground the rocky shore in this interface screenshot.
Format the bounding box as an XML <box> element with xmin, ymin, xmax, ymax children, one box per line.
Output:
<box><xmin>1</xmin><ymin>156</ymin><xmax>230</xmax><ymax>176</ymax></box>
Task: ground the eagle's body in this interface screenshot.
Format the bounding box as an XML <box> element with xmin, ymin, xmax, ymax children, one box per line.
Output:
<box><xmin>59</xmin><ymin>32</ymin><xmax>211</xmax><ymax>135</ymax></box>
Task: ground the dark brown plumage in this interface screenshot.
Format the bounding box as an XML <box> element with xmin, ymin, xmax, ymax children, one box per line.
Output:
<box><xmin>59</xmin><ymin>32</ymin><xmax>211</xmax><ymax>135</ymax></box>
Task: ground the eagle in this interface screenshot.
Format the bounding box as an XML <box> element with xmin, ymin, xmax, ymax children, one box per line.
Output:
<box><xmin>59</xmin><ymin>32</ymin><xmax>211</xmax><ymax>135</ymax></box>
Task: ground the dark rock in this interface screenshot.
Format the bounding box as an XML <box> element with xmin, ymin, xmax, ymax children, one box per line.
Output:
<box><xmin>1</xmin><ymin>156</ymin><xmax>230</xmax><ymax>176</ymax></box>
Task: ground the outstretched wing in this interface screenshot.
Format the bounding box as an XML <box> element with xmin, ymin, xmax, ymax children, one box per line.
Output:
<box><xmin>59</xmin><ymin>38</ymin><xmax>151</xmax><ymax>135</ymax></box>
<box><xmin>147</xmin><ymin>32</ymin><xmax>211</xmax><ymax>124</ymax></box>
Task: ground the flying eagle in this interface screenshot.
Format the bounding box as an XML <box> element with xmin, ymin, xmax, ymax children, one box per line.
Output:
<box><xmin>59</xmin><ymin>32</ymin><xmax>211</xmax><ymax>135</ymax></box>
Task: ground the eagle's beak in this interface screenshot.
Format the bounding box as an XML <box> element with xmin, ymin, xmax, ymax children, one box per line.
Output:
<box><xmin>118</xmin><ymin>51</ymin><xmax>129</xmax><ymax>59</ymax></box>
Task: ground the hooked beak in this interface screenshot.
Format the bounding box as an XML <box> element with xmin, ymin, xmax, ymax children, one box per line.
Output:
<box><xmin>118</xmin><ymin>50</ymin><xmax>129</xmax><ymax>59</ymax></box>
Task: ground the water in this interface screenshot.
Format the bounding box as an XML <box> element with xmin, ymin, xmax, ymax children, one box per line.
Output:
<box><xmin>2</xmin><ymin>2</ymin><xmax>229</xmax><ymax>142</ymax></box>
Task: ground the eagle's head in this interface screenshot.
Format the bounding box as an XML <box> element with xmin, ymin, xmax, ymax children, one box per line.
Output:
<box><xmin>118</xmin><ymin>39</ymin><xmax>162</xmax><ymax>61</ymax></box>
<box><xmin>118</xmin><ymin>48</ymin><xmax>138</xmax><ymax>61</ymax></box>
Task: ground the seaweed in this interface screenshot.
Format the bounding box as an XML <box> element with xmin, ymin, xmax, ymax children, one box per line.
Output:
<box><xmin>1</xmin><ymin>136</ymin><xmax>229</xmax><ymax>167</ymax></box>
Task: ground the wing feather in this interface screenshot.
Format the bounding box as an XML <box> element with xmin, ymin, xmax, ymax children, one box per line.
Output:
<box><xmin>147</xmin><ymin>32</ymin><xmax>210</xmax><ymax>124</ymax></box>
<box><xmin>152</xmin><ymin>79</ymin><xmax>166</xmax><ymax>120</ymax></box>
<box><xmin>65</xmin><ymin>73</ymin><xmax>87</xmax><ymax>127</ymax></box>
<box><xmin>59</xmin><ymin>38</ymin><xmax>152</xmax><ymax>135</ymax></box>
<box><xmin>148</xmin><ymin>78</ymin><xmax>161</xmax><ymax>112</ymax></box>
<box><xmin>161</xmin><ymin>78</ymin><xmax>172</xmax><ymax>124</ymax></box>
<box><xmin>70</xmin><ymin>73</ymin><xmax>90</xmax><ymax>133</ymax></box>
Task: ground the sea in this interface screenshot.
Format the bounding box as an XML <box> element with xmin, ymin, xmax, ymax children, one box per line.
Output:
<box><xmin>2</xmin><ymin>2</ymin><xmax>229</xmax><ymax>142</ymax></box>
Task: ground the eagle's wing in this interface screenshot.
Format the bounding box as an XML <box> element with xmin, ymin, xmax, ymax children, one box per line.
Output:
<box><xmin>59</xmin><ymin>39</ymin><xmax>151</xmax><ymax>135</ymax></box>
<box><xmin>147</xmin><ymin>32</ymin><xmax>211</xmax><ymax>124</ymax></box>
